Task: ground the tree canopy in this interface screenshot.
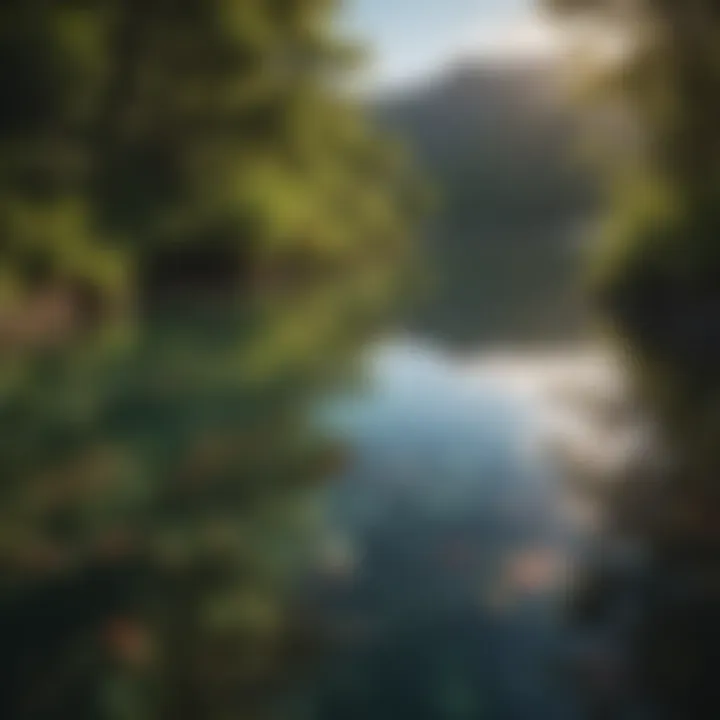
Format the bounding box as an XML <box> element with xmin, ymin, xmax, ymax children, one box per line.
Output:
<box><xmin>0</xmin><ymin>0</ymin><xmax>423</xmax><ymax>314</ymax></box>
<box><xmin>0</xmin><ymin>2</ymin><xmax>425</xmax><ymax>718</ymax></box>
<box><xmin>546</xmin><ymin>1</ymin><xmax>720</xmax><ymax>715</ymax></box>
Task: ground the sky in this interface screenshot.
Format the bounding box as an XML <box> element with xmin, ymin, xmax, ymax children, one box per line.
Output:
<box><xmin>340</xmin><ymin>0</ymin><xmax>549</xmax><ymax>88</ymax></box>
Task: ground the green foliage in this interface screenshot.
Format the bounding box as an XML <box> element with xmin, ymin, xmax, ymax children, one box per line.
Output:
<box><xmin>546</xmin><ymin>1</ymin><xmax>720</xmax><ymax>714</ymax></box>
<box><xmin>544</xmin><ymin>1</ymin><xmax>720</xmax><ymax>408</ymax></box>
<box><xmin>0</xmin><ymin>320</ymin><xmax>340</xmax><ymax>719</ymax></box>
<box><xmin>0</xmin><ymin>0</ymin><xmax>421</xmax><ymax>305</ymax></box>
<box><xmin>0</xmin><ymin>1</ymin><xmax>424</xmax><ymax>718</ymax></box>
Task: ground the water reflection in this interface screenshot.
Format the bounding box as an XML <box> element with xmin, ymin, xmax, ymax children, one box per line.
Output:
<box><xmin>0</xmin><ymin>322</ymin><xmax>647</xmax><ymax>720</ymax></box>
<box><xmin>0</xmin><ymin>302</ymin><xmax>371</xmax><ymax>720</ymax></box>
<box><xmin>290</xmin><ymin>340</ymin><xmax>584</xmax><ymax>720</ymax></box>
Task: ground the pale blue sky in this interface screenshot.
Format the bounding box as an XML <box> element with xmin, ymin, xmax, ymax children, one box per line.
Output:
<box><xmin>340</xmin><ymin>0</ymin><xmax>532</xmax><ymax>86</ymax></box>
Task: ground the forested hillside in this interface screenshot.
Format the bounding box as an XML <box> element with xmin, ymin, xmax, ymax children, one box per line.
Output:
<box><xmin>375</xmin><ymin>59</ymin><xmax>597</xmax><ymax>346</ymax></box>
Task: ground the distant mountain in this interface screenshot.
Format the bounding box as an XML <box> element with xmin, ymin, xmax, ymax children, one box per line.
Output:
<box><xmin>374</xmin><ymin>58</ymin><xmax>598</xmax><ymax>347</ymax></box>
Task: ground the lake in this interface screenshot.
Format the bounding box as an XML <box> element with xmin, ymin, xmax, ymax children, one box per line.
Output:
<box><xmin>280</xmin><ymin>339</ymin><xmax>617</xmax><ymax>720</ymax></box>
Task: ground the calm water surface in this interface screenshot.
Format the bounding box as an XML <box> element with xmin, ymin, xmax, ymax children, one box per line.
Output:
<box><xmin>287</xmin><ymin>340</ymin><xmax>591</xmax><ymax>720</ymax></box>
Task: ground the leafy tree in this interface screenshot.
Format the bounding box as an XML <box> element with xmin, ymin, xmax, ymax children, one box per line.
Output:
<box><xmin>0</xmin><ymin>0</ymin><xmax>422</xmax><ymax>312</ymax></box>
<box><xmin>0</xmin><ymin>1</ymin><xmax>424</xmax><ymax>718</ymax></box>
<box><xmin>545</xmin><ymin>1</ymin><xmax>720</xmax><ymax>715</ymax></box>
